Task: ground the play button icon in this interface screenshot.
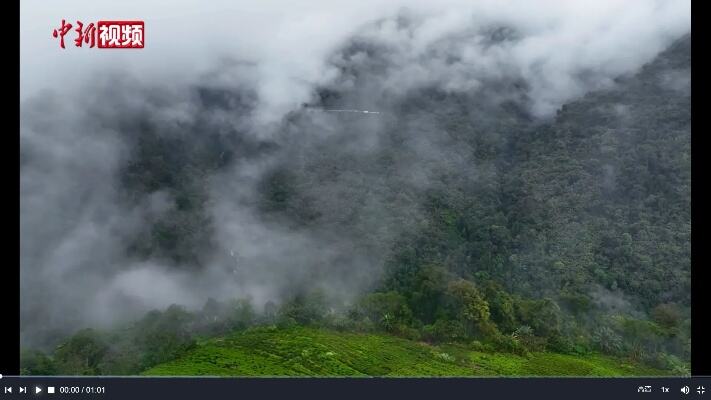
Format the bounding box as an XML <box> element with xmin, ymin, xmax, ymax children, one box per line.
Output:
<box><xmin>35</xmin><ymin>386</ymin><xmax>42</xmax><ymax>394</ymax></box>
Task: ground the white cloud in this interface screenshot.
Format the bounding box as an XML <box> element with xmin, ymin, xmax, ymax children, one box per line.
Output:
<box><xmin>22</xmin><ymin>0</ymin><xmax>689</xmax><ymax>119</ymax></box>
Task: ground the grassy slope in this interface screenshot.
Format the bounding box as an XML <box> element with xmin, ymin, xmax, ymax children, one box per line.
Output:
<box><xmin>142</xmin><ymin>327</ymin><xmax>670</xmax><ymax>377</ymax></box>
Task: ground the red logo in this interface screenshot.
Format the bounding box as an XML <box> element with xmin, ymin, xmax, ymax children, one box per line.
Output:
<box><xmin>52</xmin><ymin>20</ymin><xmax>144</xmax><ymax>49</ymax></box>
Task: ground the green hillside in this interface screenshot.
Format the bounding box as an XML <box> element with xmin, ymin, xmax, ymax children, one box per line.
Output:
<box><xmin>142</xmin><ymin>326</ymin><xmax>669</xmax><ymax>377</ymax></box>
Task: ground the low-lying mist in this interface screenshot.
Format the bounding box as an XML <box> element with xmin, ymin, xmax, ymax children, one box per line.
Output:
<box><xmin>20</xmin><ymin>1</ymin><xmax>690</xmax><ymax>348</ymax></box>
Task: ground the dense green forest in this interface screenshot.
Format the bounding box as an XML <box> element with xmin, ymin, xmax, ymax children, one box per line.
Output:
<box><xmin>21</xmin><ymin>33</ymin><xmax>690</xmax><ymax>376</ymax></box>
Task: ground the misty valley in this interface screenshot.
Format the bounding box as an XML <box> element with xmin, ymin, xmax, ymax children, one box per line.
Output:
<box><xmin>20</xmin><ymin>12</ymin><xmax>690</xmax><ymax>377</ymax></box>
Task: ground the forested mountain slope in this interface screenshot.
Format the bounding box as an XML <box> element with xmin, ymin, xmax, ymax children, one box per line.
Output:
<box><xmin>21</xmin><ymin>34</ymin><xmax>690</xmax><ymax>376</ymax></box>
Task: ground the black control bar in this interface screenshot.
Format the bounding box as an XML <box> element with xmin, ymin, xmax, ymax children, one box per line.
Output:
<box><xmin>0</xmin><ymin>376</ymin><xmax>709</xmax><ymax>400</ymax></box>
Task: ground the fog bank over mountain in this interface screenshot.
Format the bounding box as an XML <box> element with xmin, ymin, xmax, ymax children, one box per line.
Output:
<box><xmin>20</xmin><ymin>1</ymin><xmax>690</xmax><ymax>348</ymax></box>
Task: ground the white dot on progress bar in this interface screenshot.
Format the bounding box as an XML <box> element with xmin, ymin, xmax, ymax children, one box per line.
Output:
<box><xmin>48</xmin><ymin>386</ymin><xmax>55</xmax><ymax>394</ymax></box>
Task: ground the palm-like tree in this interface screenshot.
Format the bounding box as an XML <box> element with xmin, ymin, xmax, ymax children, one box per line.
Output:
<box><xmin>380</xmin><ymin>313</ymin><xmax>394</xmax><ymax>331</ymax></box>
